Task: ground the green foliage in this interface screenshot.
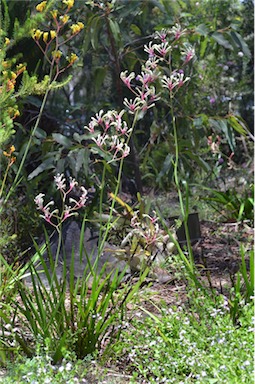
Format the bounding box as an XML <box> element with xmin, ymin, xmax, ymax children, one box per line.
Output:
<box><xmin>228</xmin><ymin>246</ymin><xmax>254</xmax><ymax>324</ymax></box>
<box><xmin>0</xmin><ymin>0</ymin><xmax>53</xmax><ymax>147</ymax></box>
<box><xmin>109</xmin><ymin>295</ymin><xmax>254</xmax><ymax>383</ymax></box>
<box><xmin>10</xmin><ymin>230</ymin><xmax>147</xmax><ymax>363</ymax></box>
<box><xmin>201</xmin><ymin>184</ymin><xmax>254</xmax><ymax>223</ymax></box>
<box><xmin>3</xmin><ymin>348</ymin><xmax>91</xmax><ymax>383</ymax></box>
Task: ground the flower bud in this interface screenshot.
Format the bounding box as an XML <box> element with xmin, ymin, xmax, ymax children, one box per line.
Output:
<box><xmin>50</xmin><ymin>30</ymin><xmax>57</xmax><ymax>39</ymax></box>
<box><xmin>43</xmin><ymin>32</ymin><xmax>49</xmax><ymax>43</ymax></box>
<box><xmin>36</xmin><ymin>1</ymin><xmax>47</xmax><ymax>12</ymax></box>
<box><xmin>32</xmin><ymin>29</ymin><xmax>43</xmax><ymax>40</ymax></box>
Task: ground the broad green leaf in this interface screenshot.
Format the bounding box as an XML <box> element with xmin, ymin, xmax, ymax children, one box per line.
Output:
<box><xmin>90</xmin><ymin>16</ymin><xmax>100</xmax><ymax>50</ymax></box>
<box><xmin>200</xmin><ymin>36</ymin><xmax>209</xmax><ymax>58</ymax></box>
<box><xmin>156</xmin><ymin>153</ymin><xmax>173</xmax><ymax>183</ymax></box>
<box><xmin>228</xmin><ymin>115</ymin><xmax>247</xmax><ymax>136</ymax></box>
<box><xmin>109</xmin><ymin>18</ymin><xmax>120</xmax><ymax>42</ymax></box>
<box><xmin>130</xmin><ymin>24</ymin><xmax>141</xmax><ymax>36</ymax></box>
<box><xmin>52</xmin><ymin>133</ymin><xmax>72</xmax><ymax>147</ymax></box>
<box><xmin>211</xmin><ymin>32</ymin><xmax>232</xmax><ymax>49</ymax></box>
<box><xmin>195</xmin><ymin>24</ymin><xmax>209</xmax><ymax>36</ymax></box>
<box><xmin>184</xmin><ymin>152</ymin><xmax>211</xmax><ymax>172</ymax></box>
<box><xmin>27</xmin><ymin>158</ymin><xmax>55</xmax><ymax>180</ymax></box>
<box><xmin>209</xmin><ymin>118</ymin><xmax>235</xmax><ymax>152</ymax></box>
<box><xmin>229</xmin><ymin>31</ymin><xmax>251</xmax><ymax>58</ymax></box>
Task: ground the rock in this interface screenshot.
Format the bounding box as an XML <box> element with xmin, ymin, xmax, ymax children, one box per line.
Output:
<box><xmin>25</xmin><ymin>221</ymin><xmax>172</xmax><ymax>286</ymax></box>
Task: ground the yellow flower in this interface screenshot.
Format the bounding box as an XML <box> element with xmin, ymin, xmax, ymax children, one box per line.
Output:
<box><xmin>6</xmin><ymin>79</ymin><xmax>15</xmax><ymax>91</ymax></box>
<box><xmin>43</xmin><ymin>32</ymin><xmax>49</xmax><ymax>43</ymax></box>
<box><xmin>70</xmin><ymin>22</ymin><xmax>84</xmax><ymax>35</ymax></box>
<box><xmin>70</xmin><ymin>24</ymin><xmax>79</xmax><ymax>34</ymax></box>
<box><xmin>2</xmin><ymin>61</ymin><xmax>9</xmax><ymax>69</ymax></box>
<box><xmin>32</xmin><ymin>29</ymin><xmax>43</xmax><ymax>40</ymax></box>
<box><xmin>3</xmin><ymin>145</ymin><xmax>15</xmax><ymax>157</ymax></box>
<box><xmin>10</xmin><ymin>71</ymin><xmax>17</xmax><ymax>80</ymax></box>
<box><xmin>52</xmin><ymin>50</ymin><xmax>62</xmax><ymax>60</ymax></box>
<box><xmin>60</xmin><ymin>15</ymin><xmax>69</xmax><ymax>24</ymax></box>
<box><xmin>36</xmin><ymin>1</ymin><xmax>47</xmax><ymax>12</ymax></box>
<box><xmin>13</xmin><ymin>110</ymin><xmax>20</xmax><ymax>118</ymax></box>
<box><xmin>67</xmin><ymin>53</ymin><xmax>78</xmax><ymax>64</ymax></box>
<box><xmin>51</xmin><ymin>10</ymin><xmax>58</xmax><ymax>19</ymax></box>
<box><xmin>63</xmin><ymin>0</ymin><xmax>74</xmax><ymax>9</ymax></box>
<box><xmin>16</xmin><ymin>64</ymin><xmax>26</xmax><ymax>74</ymax></box>
<box><xmin>50</xmin><ymin>30</ymin><xmax>56</xmax><ymax>39</ymax></box>
<box><xmin>10</xmin><ymin>156</ymin><xmax>16</xmax><ymax>166</ymax></box>
<box><xmin>77</xmin><ymin>22</ymin><xmax>84</xmax><ymax>30</ymax></box>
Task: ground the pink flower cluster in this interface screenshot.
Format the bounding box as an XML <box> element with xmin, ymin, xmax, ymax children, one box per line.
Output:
<box><xmin>84</xmin><ymin>109</ymin><xmax>131</xmax><ymax>163</ymax></box>
<box><xmin>34</xmin><ymin>173</ymin><xmax>88</xmax><ymax>229</ymax></box>
<box><xmin>121</xmin><ymin>25</ymin><xmax>194</xmax><ymax>110</ymax></box>
<box><xmin>120</xmin><ymin>64</ymin><xmax>160</xmax><ymax>116</ymax></box>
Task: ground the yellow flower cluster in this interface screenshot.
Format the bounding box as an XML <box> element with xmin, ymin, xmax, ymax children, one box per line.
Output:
<box><xmin>32</xmin><ymin>29</ymin><xmax>56</xmax><ymax>42</ymax></box>
<box><xmin>1</xmin><ymin>64</ymin><xmax>26</xmax><ymax>92</ymax></box>
<box><xmin>63</xmin><ymin>0</ymin><xmax>75</xmax><ymax>9</ymax></box>
<box><xmin>52</xmin><ymin>50</ymin><xmax>62</xmax><ymax>60</ymax></box>
<box><xmin>67</xmin><ymin>53</ymin><xmax>78</xmax><ymax>65</ymax></box>
<box><xmin>32</xmin><ymin>29</ymin><xmax>43</xmax><ymax>40</ymax></box>
<box><xmin>51</xmin><ymin>10</ymin><xmax>58</xmax><ymax>19</ymax></box>
<box><xmin>3</xmin><ymin>145</ymin><xmax>15</xmax><ymax>157</ymax></box>
<box><xmin>70</xmin><ymin>22</ymin><xmax>84</xmax><ymax>35</ymax></box>
<box><xmin>60</xmin><ymin>15</ymin><xmax>69</xmax><ymax>24</ymax></box>
<box><xmin>36</xmin><ymin>1</ymin><xmax>47</xmax><ymax>12</ymax></box>
<box><xmin>3</xmin><ymin>145</ymin><xmax>16</xmax><ymax>166</ymax></box>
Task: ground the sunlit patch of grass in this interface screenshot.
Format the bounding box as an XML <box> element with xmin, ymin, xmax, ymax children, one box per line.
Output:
<box><xmin>108</xmin><ymin>293</ymin><xmax>254</xmax><ymax>383</ymax></box>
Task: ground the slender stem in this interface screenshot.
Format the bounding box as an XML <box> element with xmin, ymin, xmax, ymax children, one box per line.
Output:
<box><xmin>98</xmin><ymin>111</ymin><xmax>139</xmax><ymax>253</ymax></box>
<box><xmin>170</xmin><ymin>97</ymin><xmax>194</xmax><ymax>270</ymax></box>
<box><xmin>0</xmin><ymin>163</ymin><xmax>11</xmax><ymax>199</ymax></box>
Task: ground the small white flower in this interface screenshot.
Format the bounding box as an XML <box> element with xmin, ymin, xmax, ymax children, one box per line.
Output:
<box><xmin>34</xmin><ymin>193</ymin><xmax>45</xmax><ymax>210</ymax></box>
<box><xmin>54</xmin><ymin>173</ymin><xmax>66</xmax><ymax>190</ymax></box>
<box><xmin>65</xmin><ymin>362</ymin><xmax>72</xmax><ymax>371</ymax></box>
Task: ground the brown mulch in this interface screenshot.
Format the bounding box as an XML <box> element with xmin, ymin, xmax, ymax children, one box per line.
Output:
<box><xmin>138</xmin><ymin>219</ymin><xmax>254</xmax><ymax>312</ymax></box>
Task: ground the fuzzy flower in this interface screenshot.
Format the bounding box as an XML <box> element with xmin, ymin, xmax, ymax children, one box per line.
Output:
<box><xmin>32</xmin><ymin>29</ymin><xmax>43</xmax><ymax>40</ymax></box>
<box><xmin>92</xmin><ymin>134</ymin><xmax>109</xmax><ymax>148</ymax></box>
<box><xmin>169</xmin><ymin>24</ymin><xmax>186</xmax><ymax>40</ymax></box>
<box><xmin>63</xmin><ymin>0</ymin><xmax>74</xmax><ymax>9</ymax></box>
<box><xmin>70</xmin><ymin>22</ymin><xmax>84</xmax><ymax>35</ymax></box>
<box><xmin>69</xmin><ymin>177</ymin><xmax>78</xmax><ymax>190</ymax></box>
<box><xmin>153</xmin><ymin>42</ymin><xmax>171</xmax><ymax>57</ymax></box>
<box><xmin>120</xmin><ymin>71</ymin><xmax>135</xmax><ymax>89</ymax></box>
<box><xmin>34</xmin><ymin>193</ymin><xmax>45</xmax><ymax>210</ymax></box>
<box><xmin>144</xmin><ymin>41</ymin><xmax>156</xmax><ymax>58</ymax></box>
<box><xmin>161</xmin><ymin>72</ymin><xmax>190</xmax><ymax>92</ymax></box>
<box><xmin>154</xmin><ymin>29</ymin><xmax>169</xmax><ymax>43</ymax></box>
<box><xmin>36</xmin><ymin>1</ymin><xmax>47</xmax><ymax>12</ymax></box>
<box><xmin>54</xmin><ymin>173</ymin><xmax>66</xmax><ymax>190</ymax></box>
<box><xmin>123</xmin><ymin>97</ymin><xmax>143</xmax><ymax>113</ymax></box>
<box><xmin>181</xmin><ymin>44</ymin><xmax>195</xmax><ymax>63</ymax></box>
<box><xmin>144</xmin><ymin>56</ymin><xmax>160</xmax><ymax>70</ymax></box>
<box><xmin>79</xmin><ymin>187</ymin><xmax>88</xmax><ymax>206</ymax></box>
<box><xmin>136</xmin><ymin>69</ymin><xmax>158</xmax><ymax>87</ymax></box>
<box><xmin>35</xmin><ymin>176</ymin><xmax>89</xmax><ymax>229</ymax></box>
<box><xmin>67</xmin><ymin>53</ymin><xmax>78</xmax><ymax>64</ymax></box>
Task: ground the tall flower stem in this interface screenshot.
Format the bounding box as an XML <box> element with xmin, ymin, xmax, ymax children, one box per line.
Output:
<box><xmin>98</xmin><ymin>111</ymin><xmax>139</xmax><ymax>254</ymax></box>
<box><xmin>170</xmin><ymin>97</ymin><xmax>194</xmax><ymax>272</ymax></box>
